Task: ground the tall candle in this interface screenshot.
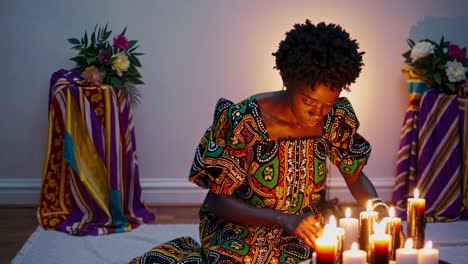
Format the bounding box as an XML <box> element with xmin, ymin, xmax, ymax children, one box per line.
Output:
<box><xmin>343</xmin><ymin>242</ymin><xmax>366</xmax><ymax>264</ymax></box>
<box><xmin>396</xmin><ymin>238</ymin><xmax>418</xmax><ymax>264</ymax></box>
<box><xmin>339</xmin><ymin>208</ymin><xmax>359</xmax><ymax>251</ymax></box>
<box><xmin>407</xmin><ymin>188</ymin><xmax>426</xmax><ymax>249</ymax></box>
<box><xmin>315</xmin><ymin>226</ymin><xmax>337</xmax><ymax>264</ymax></box>
<box><xmin>329</xmin><ymin>216</ymin><xmax>345</xmax><ymax>264</ymax></box>
<box><xmin>359</xmin><ymin>200</ymin><xmax>378</xmax><ymax>253</ymax></box>
<box><xmin>369</xmin><ymin>221</ymin><xmax>391</xmax><ymax>264</ymax></box>
<box><xmin>384</xmin><ymin>206</ymin><xmax>402</xmax><ymax>260</ymax></box>
<box><xmin>418</xmin><ymin>241</ymin><xmax>439</xmax><ymax>264</ymax></box>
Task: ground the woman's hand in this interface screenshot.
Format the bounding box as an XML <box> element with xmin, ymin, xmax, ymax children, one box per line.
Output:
<box><xmin>279</xmin><ymin>214</ymin><xmax>323</xmax><ymax>248</ymax></box>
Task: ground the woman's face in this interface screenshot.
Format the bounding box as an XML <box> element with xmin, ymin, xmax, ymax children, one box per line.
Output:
<box><xmin>286</xmin><ymin>82</ymin><xmax>341</xmax><ymax>127</ymax></box>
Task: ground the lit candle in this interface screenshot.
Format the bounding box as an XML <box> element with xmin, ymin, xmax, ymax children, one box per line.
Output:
<box><xmin>369</xmin><ymin>221</ymin><xmax>391</xmax><ymax>264</ymax></box>
<box><xmin>343</xmin><ymin>242</ymin><xmax>367</xmax><ymax>264</ymax></box>
<box><xmin>315</xmin><ymin>225</ymin><xmax>337</xmax><ymax>264</ymax></box>
<box><xmin>329</xmin><ymin>216</ymin><xmax>345</xmax><ymax>264</ymax></box>
<box><xmin>384</xmin><ymin>206</ymin><xmax>402</xmax><ymax>260</ymax></box>
<box><xmin>359</xmin><ymin>200</ymin><xmax>378</xmax><ymax>253</ymax></box>
<box><xmin>418</xmin><ymin>241</ymin><xmax>439</xmax><ymax>264</ymax></box>
<box><xmin>407</xmin><ymin>188</ymin><xmax>426</xmax><ymax>249</ymax></box>
<box><xmin>339</xmin><ymin>208</ymin><xmax>359</xmax><ymax>251</ymax></box>
<box><xmin>396</xmin><ymin>238</ymin><xmax>418</xmax><ymax>264</ymax></box>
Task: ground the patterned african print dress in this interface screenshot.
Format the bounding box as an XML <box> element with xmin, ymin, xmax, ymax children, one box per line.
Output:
<box><xmin>130</xmin><ymin>96</ymin><xmax>371</xmax><ymax>264</ymax></box>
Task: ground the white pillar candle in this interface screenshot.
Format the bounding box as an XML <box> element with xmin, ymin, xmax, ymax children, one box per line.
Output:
<box><xmin>339</xmin><ymin>208</ymin><xmax>359</xmax><ymax>251</ymax></box>
<box><xmin>418</xmin><ymin>241</ymin><xmax>439</xmax><ymax>264</ymax></box>
<box><xmin>343</xmin><ymin>242</ymin><xmax>366</xmax><ymax>264</ymax></box>
<box><xmin>396</xmin><ymin>238</ymin><xmax>418</xmax><ymax>264</ymax></box>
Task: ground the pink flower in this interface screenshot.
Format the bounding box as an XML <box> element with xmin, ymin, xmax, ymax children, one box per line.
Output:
<box><xmin>113</xmin><ymin>35</ymin><xmax>129</xmax><ymax>50</ymax></box>
<box><xmin>99</xmin><ymin>51</ymin><xmax>111</xmax><ymax>64</ymax></box>
<box><xmin>448</xmin><ymin>44</ymin><xmax>466</xmax><ymax>62</ymax></box>
<box><xmin>81</xmin><ymin>66</ymin><xmax>105</xmax><ymax>86</ymax></box>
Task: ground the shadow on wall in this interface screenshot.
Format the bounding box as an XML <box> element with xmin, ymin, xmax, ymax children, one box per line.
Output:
<box><xmin>408</xmin><ymin>16</ymin><xmax>468</xmax><ymax>46</ymax></box>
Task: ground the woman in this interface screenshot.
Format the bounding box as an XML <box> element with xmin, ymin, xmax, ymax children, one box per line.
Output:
<box><xmin>130</xmin><ymin>20</ymin><xmax>387</xmax><ymax>264</ymax></box>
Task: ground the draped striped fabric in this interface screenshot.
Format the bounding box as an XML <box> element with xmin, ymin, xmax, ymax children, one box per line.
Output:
<box><xmin>392</xmin><ymin>80</ymin><xmax>468</xmax><ymax>222</ymax></box>
<box><xmin>37</xmin><ymin>69</ymin><xmax>154</xmax><ymax>235</ymax></box>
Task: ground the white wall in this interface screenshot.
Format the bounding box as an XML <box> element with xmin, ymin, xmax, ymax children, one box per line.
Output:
<box><xmin>1</xmin><ymin>0</ymin><xmax>467</xmax><ymax>205</ymax></box>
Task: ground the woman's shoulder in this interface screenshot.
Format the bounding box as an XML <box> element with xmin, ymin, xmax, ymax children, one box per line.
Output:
<box><xmin>323</xmin><ymin>97</ymin><xmax>360</xmax><ymax>142</ymax></box>
<box><xmin>211</xmin><ymin>96</ymin><xmax>267</xmax><ymax>137</ymax></box>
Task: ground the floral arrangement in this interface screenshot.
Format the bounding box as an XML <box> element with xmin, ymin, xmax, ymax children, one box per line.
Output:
<box><xmin>67</xmin><ymin>24</ymin><xmax>143</xmax><ymax>104</ymax></box>
<box><xmin>402</xmin><ymin>37</ymin><xmax>468</xmax><ymax>95</ymax></box>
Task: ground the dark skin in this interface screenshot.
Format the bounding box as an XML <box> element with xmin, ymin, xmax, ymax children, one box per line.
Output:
<box><xmin>207</xmin><ymin>80</ymin><xmax>388</xmax><ymax>249</ymax></box>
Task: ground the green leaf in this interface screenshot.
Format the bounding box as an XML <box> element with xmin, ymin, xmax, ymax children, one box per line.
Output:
<box><xmin>434</xmin><ymin>73</ymin><xmax>442</xmax><ymax>84</ymax></box>
<box><xmin>127</xmin><ymin>40</ymin><xmax>138</xmax><ymax>50</ymax></box>
<box><xmin>132</xmin><ymin>52</ymin><xmax>144</xmax><ymax>56</ymax></box>
<box><xmin>447</xmin><ymin>83</ymin><xmax>456</xmax><ymax>93</ymax></box>
<box><xmin>68</xmin><ymin>38</ymin><xmax>80</xmax><ymax>45</ymax></box>
<box><xmin>84</xmin><ymin>31</ymin><xmax>88</xmax><ymax>47</ymax></box>
<box><xmin>111</xmin><ymin>77</ymin><xmax>123</xmax><ymax>90</ymax></box>
<box><xmin>121</xmin><ymin>26</ymin><xmax>127</xmax><ymax>36</ymax></box>
<box><xmin>129</xmin><ymin>55</ymin><xmax>142</xmax><ymax>67</ymax></box>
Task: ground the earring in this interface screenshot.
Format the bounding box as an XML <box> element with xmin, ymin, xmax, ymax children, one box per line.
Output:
<box><xmin>282</xmin><ymin>85</ymin><xmax>286</xmax><ymax>91</ymax></box>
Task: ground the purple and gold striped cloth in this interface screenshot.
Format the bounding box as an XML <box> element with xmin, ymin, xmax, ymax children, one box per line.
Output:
<box><xmin>392</xmin><ymin>80</ymin><xmax>468</xmax><ymax>222</ymax></box>
<box><xmin>37</xmin><ymin>69</ymin><xmax>154</xmax><ymax>235</ymax></box>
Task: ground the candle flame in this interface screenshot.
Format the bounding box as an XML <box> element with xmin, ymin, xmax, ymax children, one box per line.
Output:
<box><xmin>351</xmin><ymin>242</ymin><xmax>358</xmax><ymax>251</ymax></box>
<box><xmin>414</xmin><ymin>188</ymin><xmax>419</xmax><ymax>199</ymax></box>
<box><xmin>405</xmin><ymin>238</ymin><xmax>414</xmax><ymax>249</ymax></box>
<box><xmin>424</xmin><ymin>240</ymin><xmax>433</xmax><ymax>249</ymax></box>
<box><xmin>346</xmin><ymin>207</ymin><xmax>351</xmax><ymax>218</ymax></box>
<box><xmin>323</xmin><ymin>224</ymin><xmax>332</xmax><ymax>236</ymax></box>
<box><xmin>366</xmin><ymin>200</ymin><xmax>372</xmax><ymax>212</ymax></box>
<box><xmin>329</xmin><ymin>215</ymin><xmax>337</xmax><ymax>227</ymax></box>
<box><xmin>373</xmin><ymin>221</ymin><xmax>385</xmax><ymax>235</ymax></box>
<box><xmin>389</xmin><ymin>206</ymin><xmax>395</xmax><ymax>218</ymax></box>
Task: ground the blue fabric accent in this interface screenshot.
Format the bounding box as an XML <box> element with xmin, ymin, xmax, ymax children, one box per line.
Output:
<box><xmin>408</xmin><ymin>80</ymin><xmax>430</xmax><ymax>94</ymax></box>
<box><xmin>110</xmin><ymin>190</ymin><xmax>130</xmax><ymax>228</ymax></box>
<box><xmin>63</xmin><ymin>131</ymin><xmax>79</xmax><ymax>174</ymax></box>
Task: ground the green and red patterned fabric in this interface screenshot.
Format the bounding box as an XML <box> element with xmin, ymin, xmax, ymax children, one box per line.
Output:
<box><xmin>130</xmin><ymin>96</ymin><xmax>370</xmax><ymax>264</ymax></box>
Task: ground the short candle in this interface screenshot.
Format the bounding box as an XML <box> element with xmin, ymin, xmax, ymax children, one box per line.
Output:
<box><xmin>315</xmin><ymin>224</ymin><xmax>337</xmax><ymax>264</ymax></box>
<box><xmin>396</xmin><ymin>238</ymin><xmax>418</xmax><ymax>264</ymax></box>
<box><xmin>418</xmin><ymin>240</ymin><xmax>439</xmax><ymax>264</ymax></box>
<box><xmin>343</xmin><ymin>242</ymin><xmax>366</xmax><ymax>264</ymax></box>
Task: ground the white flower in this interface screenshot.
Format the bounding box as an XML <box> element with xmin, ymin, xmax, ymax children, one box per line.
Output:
<box><xmin>111</xmin><ymin>51</ymin><xmax>130</xmax><ymax>76</ymax></box>
<box><xmin>410</xmin><ymin>41</ymin><xmax>435</xmax><ymax>61</ymax></box>
<box><xmin>445</xmin><ymin>60</ymin><xmax>467</xmax><ymax>83</ymax></box>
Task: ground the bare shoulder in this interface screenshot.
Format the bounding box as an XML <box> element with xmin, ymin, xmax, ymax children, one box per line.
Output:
<box><xmin>252</xmin><ymin>91</ymin><xmax>282</xmax><ymax>113</ymax></box>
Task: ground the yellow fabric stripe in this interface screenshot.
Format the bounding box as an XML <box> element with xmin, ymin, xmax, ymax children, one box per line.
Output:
<box><xmin>104</xmin><ymin>85</ymin><xmax>112</xmax><ymax>189</ymax></box>
<box><xmin>463</xmin><ymin>98</ymin><xmax>468</xmax><ymax>211</ymax></box>
<box><xmin>66</xmin><ymin>89</ymin><xmax>111</xmax><ymax>218</ymax></box>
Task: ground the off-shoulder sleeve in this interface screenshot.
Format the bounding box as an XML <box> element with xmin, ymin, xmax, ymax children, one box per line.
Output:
<box><xmin>188</xmin><ymin>97</ymin><xmax>265</xmax><ymax>195</ymax></box>
<box><xmin>323</xmin><ymin>98</ymin><xmax>371</xmax><ymax>179</ymax></box>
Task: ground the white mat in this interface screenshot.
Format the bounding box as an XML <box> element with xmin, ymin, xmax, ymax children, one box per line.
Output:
<box><xmin>12</xmin><ymin>222</ymin><xmax>468</xmax><ymax>264</ymax></box>
<box><xmin>12</xmin><ymin>224</ymin><xmax>199</xmax><ymax>264</ymax></box>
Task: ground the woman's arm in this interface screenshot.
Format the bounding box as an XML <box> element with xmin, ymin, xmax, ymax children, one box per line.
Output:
<box><xmin>342</xmin><ymin>170</ymin><xmax>388</xmax><ymax>218</ymax></box>
<box><xmin>207</xmin><ymin>191</ymin><xmax>323</xmax><ymax>248</ymax></box>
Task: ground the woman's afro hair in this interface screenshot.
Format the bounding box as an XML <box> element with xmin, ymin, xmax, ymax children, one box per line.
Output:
<box><xmin>272</xmin><ymin>20</ymin><xmax>365</xmax><ymax>91</ymax></box>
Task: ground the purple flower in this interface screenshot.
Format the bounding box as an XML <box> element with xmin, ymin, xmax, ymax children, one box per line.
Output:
<box><xmin>448</xmin><ymin>44</ymin><xmax>466</xmax><ymax>62</ymax></box>
<box><xmin>113</xmin><ymin>35</ymin><xmax>129</xmax><ymax>50</ymax></box>
<box><xmin>99</xmin><ymin>51</ymin><xmax>111</xmax><ymax>64</ymax></box>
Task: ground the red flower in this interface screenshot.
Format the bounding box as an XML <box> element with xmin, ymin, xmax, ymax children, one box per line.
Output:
<box><xmin>448</xmin><ymin>44</ymin><xmax>466</xmax><ymax>62</ymax></box>
<box><xmin>99</xmin><ymin>51</ymin><xmax>111</xmax><ymax>64</ymax></box>
<box><xmin>113</xmin><ymin>34</ymin><xmax>129</xmax><ymax>50</ymax></box>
